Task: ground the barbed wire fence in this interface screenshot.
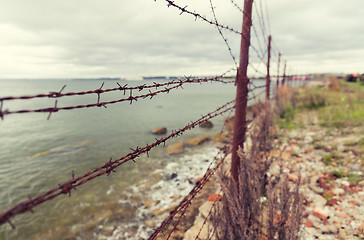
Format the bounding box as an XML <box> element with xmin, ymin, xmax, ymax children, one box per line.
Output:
<box><xmin>0</xmin><ymin>73</ymin><xmax>236</xmax><ymax>119</ymax></box>
<box><xmin>0</xmin><ymin>0</ymin><xmax>309</xmax><ymax>239</ymax></box>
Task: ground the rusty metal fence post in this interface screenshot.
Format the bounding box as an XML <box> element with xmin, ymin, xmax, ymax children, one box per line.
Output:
<box><xmin>266</xmin><ymin>35</ymin><xmax>271</xmax><ymax>101</ymax></box>
<box><xmin>282</xmin><ymin>60</ymin><xmax>287</xmax><ymax>86</ymax></box>
<box><xmin>231</xmin><ymin>0</ymin><xmax>254</xmax><ymax>183</ymax></box>
<box><xmin>277</xmin><ymin>52</ymin><xmax>281</xmax><ymax>89</ymax></box>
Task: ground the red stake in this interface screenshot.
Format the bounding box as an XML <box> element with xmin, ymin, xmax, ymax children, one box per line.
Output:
<box><xmin>266</xmin><ymin>35</ymin><xmax>271</xmax><ymax>101</ymax></box>
<box><xmin>231</xmin><ymin>0</ymin><xmax>254</xmax><ymax>183</ymax></box>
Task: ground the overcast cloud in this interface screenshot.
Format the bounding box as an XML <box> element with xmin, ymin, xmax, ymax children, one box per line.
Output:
<box><xmin>0</xmin><ymin>0</ymin><xmax>363</xmax><ymax>79</ymax></box>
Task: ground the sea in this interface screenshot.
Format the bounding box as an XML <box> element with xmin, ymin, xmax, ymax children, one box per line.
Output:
<box><xmin>0</xmin><ymin>78</ymin><xmax>272</xmax><ymax>240</ymax></box>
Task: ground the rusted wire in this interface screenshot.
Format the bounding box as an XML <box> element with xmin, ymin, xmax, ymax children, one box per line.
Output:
<box><xmin>148</xmin><ymin>144</ymin><xmax>230</xmax><ymax>240</ymax></box>
<box><xmin>194</xmin><ymin>190</ymin><xmax>222</xmax><ymax>240</ymax></box>
<box><xmin>253</xmin><ymin>0</ymin><xmax>268</xmax><ymax>47</ymax></box>
<box><xmin>3</xmin><ymin>83</ymin><xmax>182</xmax><ymax>117</ymax></box>
<box><xmin>249</xmin><ymin>61</ymin><xmax>267</xmax><ymax>76</ymax></box>
<box><xmin>0</xmin><ymin>76</ymin><xmax>235</xmax><ymax>118</ymax></box>
<box><xmin>158</xmin><ymin>0</ymin><xmax>241</xmax><ymax>35</ymax></box>
<box><xmin>0</xmin><ymin>99</ymin><xmax>235</xmax><ymax>228</ymax></box>
<box><xmin>208</xmin><ymin>0</ymin><xmax>237</xmax><ymax>66</ymax></box>
<box><xmin>0</xmin><ymin>76</ymin><xmax>233</xmax><ymax>102</ymax></box>
<box><xmin>249</xmin><ymin>81</ymin><xmax>266</xmax><ymax>92</ymax></box>
<box><xmin>156</xmin><ymin>0</ymin><xmax>264</xmax><ymax>61</ymax></box>
<box><xmin>229</xmin><ymin>0</ymin><xmax>266</xmax><ymax>61</ymax></box>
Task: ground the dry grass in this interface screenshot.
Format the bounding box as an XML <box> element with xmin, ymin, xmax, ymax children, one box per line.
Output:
<box><xmin>214</xmin><ymin>102</ymin><xmax>303</xmax><ymax>240</ymax></box>
<box><xmin>328</xmin><ymin>76</ymin><xmax>340</xmax><ymax>91</ymax></box>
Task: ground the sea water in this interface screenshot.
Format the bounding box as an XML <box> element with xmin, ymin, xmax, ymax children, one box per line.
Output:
<box><xmin>0</xmin><ymin>78</ymin><xmax>267</xmax><ymax>240</ymax></box>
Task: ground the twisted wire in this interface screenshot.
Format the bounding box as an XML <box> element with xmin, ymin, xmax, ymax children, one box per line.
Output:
<box><xmin>209</xmin><ymin>0</ymin><xmax>237</xmax><ymax>66</ymax></box>
<box><xmin>0</xmin><ymin>75</ymin><xmax>235</xmax><ymax>119</ymax></box>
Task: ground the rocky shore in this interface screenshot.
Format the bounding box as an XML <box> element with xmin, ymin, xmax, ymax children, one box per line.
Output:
<box><xmin>173</xmin><ymin>116</ymin><xmax>363</xmax><ymax>240</ymax></box>
<box><xmin>174</xmin><ymin>80</ymin><xmax>364</xmax><ymax>240</ymax></box>
<box><xmin>276</xmin><ymin>112</ymin><xmax>363</xmax><ymax>240</ymax></box>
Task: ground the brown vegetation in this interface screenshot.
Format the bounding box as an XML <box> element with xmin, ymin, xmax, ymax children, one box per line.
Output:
<box><xmin>214</xmin><ymin>101</ymin><xmax>303</xmax><ymax>240</ymax></box>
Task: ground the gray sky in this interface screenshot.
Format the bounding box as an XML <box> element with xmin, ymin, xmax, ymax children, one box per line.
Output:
<box><xmin>0</xmin><ymin>0</ymin><xmax>363</xmax><ymax>79</ymax></box>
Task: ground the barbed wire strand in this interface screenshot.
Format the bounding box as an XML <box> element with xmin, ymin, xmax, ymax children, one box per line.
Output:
<box><xmin>0</xmin><ymin>99</ymin><xmax>235</xmax><ymax>228</ymax></box>
<box><xmin>253</xmin><ymin>0</ymin><xmax>267</xmax><ymax>47</ymax></box>
<box><xmin>158</xmin><ymin>0</ymin><xmax>241</xmax><ymax>34</ymax></box>
<box><xmin>0</xmin><ymin>73</ymin><xmax>235</xmax><ymax>103</ymax></box>
<box><xmin>258</xmin><ymin>0</ymin><xmax>268</xmax><ymax>39</ymax></box>
<box><xmin>249</xmin><ymin>61</ymin><xmax>267</xmax><ymax>77</ymax></box>
<box><xmin>0</xmin><ymin>76</ymin><xmax>236</xmax><ymax>119</ymax></box>
<box><xmin>157</xmin><ymin>0</ymin><xmax>265</xmax><ymax>63</ymax></box>
<box><xmin>227</xmin><ymin>0</ymin><xmax>266</xmax><ymax>62</ymax></box>
<box><xmin>194</xmin><ymin>189</ymin><xmax>222</xmax><ymax>239</ymax></box>
<box><xmin>230</xmin><ymin>0</ymin><xmax>270</xmax><ymax>59</ymax></box>
<box><xmin>263</xmin><ymin>0</ymin><xmax>271</xmax><ymax>36</ymax></box>
<box><xmin>208</xmin><ymin>0</ymin><xmax>237</xmax><ymax>66</ymax></box>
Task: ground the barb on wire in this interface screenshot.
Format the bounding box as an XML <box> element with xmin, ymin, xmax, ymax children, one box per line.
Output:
<box><xmin>208</xmin><ymin>0</ymin><xmax>237</xmax><ymax>66</ymax></box>
<box><xmin>149</xmin><ymin>144</ymin><xmax>230</xmax><ymax>240</ymax></box>
<box><xmin>0</xmin><ymin>99</ymin><xmax>235</xmax><ymax>228</ymax></box>
<box><xmin>47</xmin><ymin>100</ymin><xmax>58</xmax><ymax>120</ymax></box>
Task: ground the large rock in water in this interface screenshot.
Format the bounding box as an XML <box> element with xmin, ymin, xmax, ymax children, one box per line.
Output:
<box><xmin>186</xmin><ymin>135</ymin><xmax>211</xmax><ymax>146</ymax></box>
<box><xmin>166</xmin><ymin>142</ymin><xmax>184</xmax><ymax>155</ymax></box>
<box><xmin>151</xmin><ymin>127</ymin><xmax>167</xmax><ymax>135</ymax></box>
<box><xmin>199</xmin><ymin>120</ymin><xmax>213</xmax><ymax>128</ymax></box>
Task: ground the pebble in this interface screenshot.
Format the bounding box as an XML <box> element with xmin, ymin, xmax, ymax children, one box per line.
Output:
<box><xmin>339</xmin><ymin>229</ymin><xmax>348</xmax><ymax>239</ymax></box>
<box><xmin>309</xmin><ymin>184</ymin><xmax>324</xmax><ymax>194</ymax></box>
<box><xmin>336</xmin><ymin>212</ymin><xmax>349</xmax><ymax>218</ymax></box>
<box><xmin>312</xmin><ymin>206</ymin><xmax>328</xmax><ymax>220</ymax></box>
<box><xmin>350</xmin><ymin>163</ymin><xmax>361</xmax><ymax>172</ymax></box>
<box><xmin>309</xmin><ymin>192</ymin><xmax>327</xmax><ymax>207</ymax></box>
<box><xmin>320</xmin><ymin>224</ymin><xmax>338</xmax><ymax>234</ymax></box>
<box><xmin>145</xmin><ymin>219</ymin><xmax>155</xmax><ymax>228</ymax></box>
<box><xmin>340</xmin><ymin>180</ymin><xmax>350</xmax><ymax>187</ymax></box>
<box><xmin>332</xmin><ymin>188</ymin><xmax>345</xmax><ymax>195</ymax></box>
<box><xmin>287</xmin><ymin>173</ymin><xmax>299</xmax><ymax>183</ymax></box>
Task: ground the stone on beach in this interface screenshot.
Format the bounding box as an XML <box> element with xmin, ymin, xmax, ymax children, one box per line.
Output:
<box><xmin>165</xmin><ymin>142</ymin><xmax>184</xmax><ymax>155</ymax></box>
<box><xmin>206</xmin><ymin>193</ymin><xmax>222</xmax><ymax>202</ymax></box>
<box><xmin>186</xmin><ymin>135</ymin><xmax>211</xmax><ymax>146</ymax></box>
<box><xmin>213</xmin><ymin>133</ymin><xmax>228</xmax><ymax>143</ymax></box>
<box><xmin>199</xmin><ymin>120</ymin><xmax>213</xmax><ymax>128</ymax></box>
<box><xmin>312</xmin><ymin>206</ymin><xmax>328</xmax><ymax>220</ymax></box>
<box><xmin>287</xmin><ymin>173</ymin><xmax>300</xmax><ymax>183</ymax></box>
<box><xmin>152</xmin><ymin>205</ymin><xmax>177</xmax><ymax>216</ymax></box>
<box><xmin>151</xmin><ymin>127</ymin><xmax>167</xmax><ymax>135</ymax></box>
